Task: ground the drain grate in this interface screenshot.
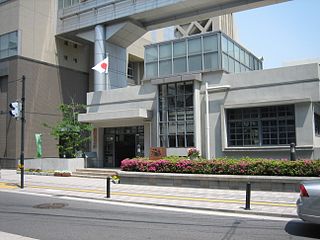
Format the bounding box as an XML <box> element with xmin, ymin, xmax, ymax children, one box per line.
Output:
<box><xmin>33</xmin><ymin>203</ymin><xmax>68</xmax><ymax>209</ymax></box>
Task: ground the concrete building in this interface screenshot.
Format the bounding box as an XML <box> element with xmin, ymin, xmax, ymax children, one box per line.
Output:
<box><xmin>1</xmin><ymin>0</ymin><xmax>291</xmax><ymax>168</ymax></box>
<box><xmin>79</xmin><ymin>28</ymin><xmax>320</xmax><ymax>167</ymax></box>
<box><xmin>0</xmin><ymin>0</ymin><xmax>161</xmax><ymax>168</ymax></box>
<box><xmin>80</xmin><ymin>25</ymin><xmax>320</xmax><ymax>167</ymax></box>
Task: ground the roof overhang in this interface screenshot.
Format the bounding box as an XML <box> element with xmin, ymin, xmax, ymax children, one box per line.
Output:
<box><xmin>78</xmin><ymin>108</ymin><xmax>152</xmax><ymax>126</ymax></box>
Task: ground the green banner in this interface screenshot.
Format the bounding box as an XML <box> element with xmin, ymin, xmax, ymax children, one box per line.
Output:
<box><xmin>35</xmin><ymin>133</ymin><xmax>42</xmax><ymax>158</ymax></box>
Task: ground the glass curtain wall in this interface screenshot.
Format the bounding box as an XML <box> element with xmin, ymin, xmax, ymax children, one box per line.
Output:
<box><xmin>145</xmin><ymin>32</ymin><xmax>263</xmax><ymax>79</ymax></box>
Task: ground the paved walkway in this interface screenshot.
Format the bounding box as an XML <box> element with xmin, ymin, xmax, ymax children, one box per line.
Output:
<box><xmin>0</xmin><ymin>170</ymin><xmax>299</xmax><ymax>218</ymax></box>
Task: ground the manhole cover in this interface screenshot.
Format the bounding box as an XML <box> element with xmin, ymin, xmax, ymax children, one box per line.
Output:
<box><xmin>33</xmin><ymin>203</ymin><xmax>68</xmax><ymax>209</ymax></box>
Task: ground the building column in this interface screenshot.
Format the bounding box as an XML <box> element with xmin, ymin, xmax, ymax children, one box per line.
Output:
<box><xmin>144</xmin><ymin>121</ymin><xmax>151</xmax><ymax>157</ymax></box>
<box><xmin>194</xmin><ymin>81</ymin><xmax>202</xmax><ymax>155</ymax></box>
<box><xmin>94</xmin><ymin>25</ymin><xmax>106</xmax><ymax>91</ymax></box>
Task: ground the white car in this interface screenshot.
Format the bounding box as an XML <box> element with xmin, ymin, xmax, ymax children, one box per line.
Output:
<box><xmin>297</xmin><ymin>181</ymin><xmax>320</xmax><ymax>224</ymax></box>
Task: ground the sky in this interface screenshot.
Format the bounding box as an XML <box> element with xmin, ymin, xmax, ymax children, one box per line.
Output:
<box><xmin>234</xmin><ymin>0</ymin><xmax>320</xmax><ymax>69</ymax></box>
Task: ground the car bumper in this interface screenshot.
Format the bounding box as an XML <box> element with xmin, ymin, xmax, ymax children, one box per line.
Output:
<box><xmin>297</xmin><ymin>198</ymin><xmax>320</xmax><ymax>224</ymax></box>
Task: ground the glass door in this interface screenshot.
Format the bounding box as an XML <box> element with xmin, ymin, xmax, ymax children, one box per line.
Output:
<box><xmin>104</xmin><ymin>134</ymin><xmax>115</xmax><ymax>167</ymax></box>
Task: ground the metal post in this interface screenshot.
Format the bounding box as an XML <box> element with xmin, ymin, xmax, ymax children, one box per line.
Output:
<box><xmin>245</xmin><ymin>182</ymin><xmax>251</xmax><ymax>210</ymax></box>
<box><xmin>20</xmin><ymin>75</ymin><xmax>25</xmax><ymax>189</ymax></box>
<box><xmin>290</xmin><ymin>143</ymin><xmax>296</xmax><ymax>161</ymax></box>
<box><xmin>106</xmin><ymin>177</ymin><xmax>111</xmax><ymax>198</ymax></box>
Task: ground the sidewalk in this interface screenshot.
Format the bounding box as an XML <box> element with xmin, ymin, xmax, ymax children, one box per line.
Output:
<box><xmin>0</xmin><ymin>170</ymin><xmax>298</xmax><ymax>218</ymax></box>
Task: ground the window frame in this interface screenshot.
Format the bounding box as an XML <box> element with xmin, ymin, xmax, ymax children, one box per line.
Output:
<box><xmin>227</xmin><ymin>105</ymin><xmax>296</xmax><ymax>147</ymax></box>
<box><xmin>158</xmin><ymin>81</ymin><xmax>194</xmax><ymax>148</ymax></box>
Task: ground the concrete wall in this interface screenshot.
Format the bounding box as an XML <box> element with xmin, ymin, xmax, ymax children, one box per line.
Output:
<box><xmin>18</xmin><ymin>0</ymin><xmax>57</xmax><ymax>65</ymax></box>
<box><xmin>24</xmin><ymin>158</ymin><xmax>84</xmax><ymax>172</ymax></box>
<box><xmin>202</xmin><ymin>63</ymin><xmax>320</xmax><ymax>159</ymax></box>
<box><xmin>86</xmin><ymin>83</ymin><xmax>157</xmax><ymax>114</ymax></box>
<box><xmin>0</xmin><ymin>57</ymin><xmax>89</xmax><ymax>168</ymax></box>
<box><xmin>0</xmin><ymin>1</ymin><xmax>19</xmax><ymax>36</ymax></box>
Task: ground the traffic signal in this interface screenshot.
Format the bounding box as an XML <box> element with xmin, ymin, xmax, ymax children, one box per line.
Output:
<box><xmin>9</xmin><ymin>101</ymin><xmax>21</xmax><ymax>119</ymax></box>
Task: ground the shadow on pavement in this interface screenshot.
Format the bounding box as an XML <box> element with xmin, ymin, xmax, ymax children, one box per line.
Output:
<box><xmin>285</xmin><ymin>220</ymin><xmax>320</xmax><ymax>239</ymax></box>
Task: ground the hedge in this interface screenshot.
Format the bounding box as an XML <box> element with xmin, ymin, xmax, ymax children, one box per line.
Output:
<box><xmin>120</xmin><ymin>157</ymin><xmax>320</xmax><ymax>176</ymax></box>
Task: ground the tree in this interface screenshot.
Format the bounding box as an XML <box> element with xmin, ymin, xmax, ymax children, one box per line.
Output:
<box><xmin>44</xmin><ymin>101</ymin><xmax>92</xmax><ymax>158</ymax></box>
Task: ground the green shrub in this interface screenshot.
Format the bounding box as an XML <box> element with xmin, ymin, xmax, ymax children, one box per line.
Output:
<box><xmin>120</xmin><ymin>157</ymin><xmax>320</xmax><ymax>176</ymax></box>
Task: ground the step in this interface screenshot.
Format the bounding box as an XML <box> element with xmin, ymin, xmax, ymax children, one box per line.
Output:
<box><xmin>72</xmin><ymin>172</ymin><xmax>117</xmax><ymax>177</ymax></box>
<box><xmin>71</xmin><ymin>173</ymin><xmax>112</xmax><ymax>179</ymax></box>
<box><xmin>73</xmin><ymin>168</ymin><xmax>119</xmax><ymax>179</ymax></box>
<box><xmin>75</xmin><ymin>168</ymin><xmax>119</xmax><ymax>173</ymax></box>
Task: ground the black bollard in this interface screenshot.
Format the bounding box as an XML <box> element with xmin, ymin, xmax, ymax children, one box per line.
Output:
<box><xmin>290</xmin><ymin>143</ymin><xmax>296</xmax><ymax>161</ymax></box>
<box><xmin>245</xmin><ymin>182</ymin><xmax>251</xmax><ymax>210</ymax></box>
<box><xmin>106</xmin><ymin>177</ymin><xmax>111</xmax><ymax>198</ymax></box>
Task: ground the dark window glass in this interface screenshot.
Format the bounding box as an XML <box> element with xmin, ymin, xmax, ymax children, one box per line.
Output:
<box><xmin>227</xmin><ymin>105</ymin><xmax>295</xmax><ymax>146</ymax></box>
<box><xmin>159</xmin><ymin>81</ymin><xmax>194</xmax><ymax>147</ymax></box>
<box><xmin>315</xmin><ymin>113</ymin><xmax>320</xmax><ymax>136</ymax></box>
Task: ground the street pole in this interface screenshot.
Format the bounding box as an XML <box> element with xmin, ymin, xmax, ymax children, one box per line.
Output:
<box><xmin>20</xmin><ymin>75</ymin><xmax>25</xmax><ymax>189</ymax></box>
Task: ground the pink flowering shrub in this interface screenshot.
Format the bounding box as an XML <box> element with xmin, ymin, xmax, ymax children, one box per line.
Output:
<box><xmin>120</xmin><ymin>157</ymin><xmax>320</xmax><ymax>176</ymax></box>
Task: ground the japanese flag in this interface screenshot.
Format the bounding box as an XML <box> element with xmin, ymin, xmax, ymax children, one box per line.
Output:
<box><xmin>92</xmin><ymin>57</ymin><xmax>109</xmax><ymax>73</ymax></box>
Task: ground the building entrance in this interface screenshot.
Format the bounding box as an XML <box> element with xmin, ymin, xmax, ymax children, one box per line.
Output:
<box><xmin>104</xmin><ymin>126</ymin><xmax>144</xmax><ymax>168</ymax></box>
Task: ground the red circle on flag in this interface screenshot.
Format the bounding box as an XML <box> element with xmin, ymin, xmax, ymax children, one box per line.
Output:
<box><xmin>101</xmin><ymin>63</ymin><xmax>107</xmax><ymax>70</ymax></box>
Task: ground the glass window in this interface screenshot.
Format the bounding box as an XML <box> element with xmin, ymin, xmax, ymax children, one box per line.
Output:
<box><xmin>159</xmin><ymin>82</ymin><xmax>194</xmax><ymax>148</ymax></box>
<box><xmin>245</xmin><ymin>52</ymin><xmax>250</xmax><ymax>66</ymax></box>
<box><xmin>234</xmin><ymin>45</ymin><xmax>240</xmax><ymax>61</ymax></box>
<box><xmin>249</xmin><ymin>55</ymin><xmax>254</xmax><ymax>69</ymax></box>
<box><xmin>240</xmin><ymin>49</ymin><xmax>245</xmax><ymax>63</ymax></box>
<box><xmin>145</xmin><ymin>46</ymin><xmax>158</xmax><ymax>62</ymax></box>
<box><xmin>235</xmin><ymin>61</ymin><xmax>240</xmax><ymax>73</ymax></box>
<box><xmin>315</xmin><ymin>113</ymin><xmax>320</xmax><ymax>136</ymax></box>
<box><xmin>0</xmin><ymin>33</ymin><xmax>9</xmax><ymax>58</ymax></box>
<box><xmin>188</xmin><ymin>38</ymin><xmax>201</xmax><ymax>55</ymax></box>
<box><xmin>177</xmin><ymin>134</ymin><xmax>185</xmax><ymax>147</ymax></box>
<box><xmin>173</xmin><ymin>57</ymin><xmax>186</xmax><ymax>73</ymax></box>
<box><xmin>64</xmin><ymin>0</ymin><xmax>72</xmax><ymax>7</ymax></box>
<box><xmin>8</xmin><ymin>31</ymin><xmax>17</xmax><ymax>55</ymax></box>
<box><xmin>159</xmin><ymin>60</ymin><xmax>172</xmax><ymax>76</ymax></box>
<box><xmin>173</xmin><ymin>41</ymin><xmax>186</xmax><ymax>57</ymax></box>
<box><xmin>0</xmin><ymin>34</ymin><xmax>8</xmax><ymax>50</ymax></box>
<box><xmin>185</xmin><ymin>82</ymin><xmax>193</xmax><ymax>94</ymax></box>
<box><xmin>227</xmin><ymin>40</ymin><xmax>234</xmax><ymax>58</ymax></box>
<box><xmin>159</xmin><ymin>44</ymin><xmax>172</xmax><ymax>60</ymax></box>
<box><xmin>203</xmin><ymin>35</ymin><xmax>218</xmax><ymax>52</ymax></box>
<box><xmin>188</xmin><ymin>55</ymin><xmax>202</xmax><ymax>72</ymax></box>
<box><xmin>222</xmin><ymin>53</ymin><xmax>228</xmax><ymax>71</ymax></box>
<box><xmin>58</xmin><ymin>0</ymin><xmax>64</xmax><ymax>9</ymax></box>
<box><xmin>204</xmin><ymin>52</ymin><xmax>218</xmax><ymax>70</ymax></box>
<box><xmin>222</xmin><ymin>36</ymin><xmax>228</xmax><ymax>53</ymax></box>
<box><xmin>227</xmin><ymin>105</ymin><xmax>295</xmax><ymax>147</ymax></box>
<box><xmin>228</xmin><ymin>58</ymin><xmax>235</xmax><ymax>73</ymax></box>
<box><xmin>240</xmin><ymin>64</ymin><xmax>245</xmax><ymax>73</ymax></box>
<box><xmin>145</xmin><ymin>62</ymin><xmax>158</xmax><ymax>78</ymax></box>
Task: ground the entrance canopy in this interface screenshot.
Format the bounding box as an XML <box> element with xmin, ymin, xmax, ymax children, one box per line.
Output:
<box><xmin>78</xmin><ymin>108</ymin><xmax>152</xmax><ymax>127</ymax></box>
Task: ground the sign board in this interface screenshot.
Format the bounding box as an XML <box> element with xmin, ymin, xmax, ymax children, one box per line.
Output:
<box><xmin>35</xmin><ymin>133</ymin><xmax>42</xmax><ymax>158</ymax></box>
<box><xmin>149</xmin><ymin>147</ymin><xmax>166</xmax><ymax>160</ymax></box>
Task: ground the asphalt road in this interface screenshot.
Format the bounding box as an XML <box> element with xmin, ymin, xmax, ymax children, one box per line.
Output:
<box><xmin>0</xmin><ymin>191</ymin><xmax>319</xmax><ymax>240</ymax></box>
